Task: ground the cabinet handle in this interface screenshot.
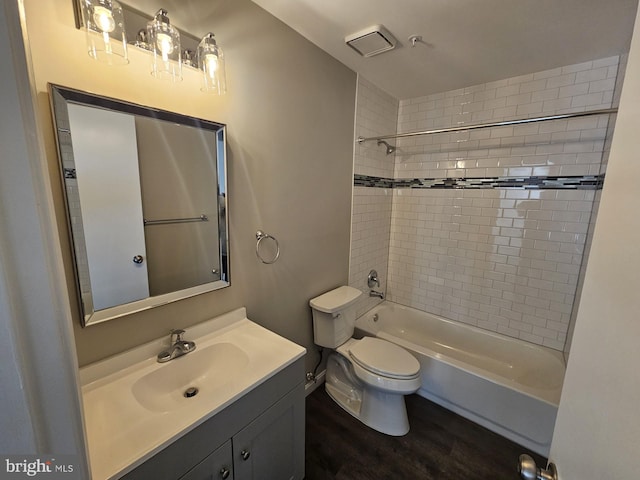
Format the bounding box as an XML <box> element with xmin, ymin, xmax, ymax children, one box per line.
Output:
<box><xmin>240</xmin><ymin>449</ymin><xmax>250</xmax><ymax>461</ymax></box>
<box><xmin>219</xmin><ymin>467</ymin><xmax>230</xmax><ymax>479</ymax></box>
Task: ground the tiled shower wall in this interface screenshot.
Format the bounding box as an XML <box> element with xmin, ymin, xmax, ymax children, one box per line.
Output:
<box><xmin>388</xmin><ymin>188</ymin><xmax>593</xmax><ymax>349</ymax></box>
<box><xmin>350</xmin><ymin>56</ymin><xmax>624</xmax><ymax>351</ymax></box>
<box><xmin>350</xmin><ymin>77</ymin><xmax>397</xmax><ymax>317</ymax></box>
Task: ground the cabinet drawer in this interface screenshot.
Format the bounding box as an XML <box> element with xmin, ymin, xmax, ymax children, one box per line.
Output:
<box><xmin>181</xmin><ymin>440</ymin><xmax>233</xmax><ymax>480</ymax></box>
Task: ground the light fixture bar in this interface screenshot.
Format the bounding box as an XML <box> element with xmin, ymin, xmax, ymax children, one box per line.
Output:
<box><xmin>72</xmin><ymin>0</ymin><xmax>202</xmax><ymax>52</ymax></box>
<box><xmin>71</xmin><ymin>0</ymin><xmax>227</xmax><ymax>94</ymax></box>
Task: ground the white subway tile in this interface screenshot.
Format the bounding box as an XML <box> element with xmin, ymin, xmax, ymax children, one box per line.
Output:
<box><xmin>571</xmin><ymin>92</ymin><xmax>605</xmax><ymax>108</ymax></box>
<box><xmin>496</xmin><ymin>84</ymin><xmax>521</xmax><ymax>98</ymax></box>
<box><xmin>532</xmin><ymin>88</ymin><xmax>560</xmax><ymax>103</ymax></box>
<box><xmin>533</xmin><ymin>67</ymin><xmax>563</xmax><ymax>80</ymax></box>
<box><xmin>516</xmin><ymin>102</ymin><xmax>544</xmax><ymax>116</ymax></box>
<box><xmin>546</xmin><ymin>73</ymin><xmax>577</xmax><ymax>89</ymax></box>
<box><xmin>588</xmin><ymin>78</ymin><xmax>616</xmax><ymax>94</ymax></box>
<box><xmin>353</xmin><ymin>56</ymin><xmax>617</xmax><ymax>352</ymax></box>
<box><xmin>542</xmin><ymin>97</ymin><xmax>573</xmax><ymax>112</ymax></box>
<box><xmin>520</xmin><ymin>79</ymin><xmax>548</xmax><ymax>93</ymax></box>
<box><xmin>492</xmin><ymin>105</ymin><xmax>518</xmax><ymax>119</ymax></box>
<box><xmin>558</xmin><ymin>82</ymin><xmax>590</xmax><ymax>98</ymax></box>
<box><xmin>562</xmin><ymin>61</ymin><xmax>593</xmax><ymax>74</ymax></box>
<box><xmin>575</xmin><ymin>66</ymin><xmax>609</xmax><ymax>83</ymax></box>
<box><xmin>592</xmin><ymin>56</ymin><xmax>619</xmax><ymax>68</ymax></box>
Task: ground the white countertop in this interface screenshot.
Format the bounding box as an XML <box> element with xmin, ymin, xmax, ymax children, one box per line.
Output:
<box><xmin>80</xmin><ymin>308</ymin><xmax>306</xmax><ymax>480</ymax></box>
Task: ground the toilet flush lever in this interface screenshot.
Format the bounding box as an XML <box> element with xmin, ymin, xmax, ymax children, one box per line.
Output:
<box><xmin>367</xmin><ymin>270</ymin><xmax>380</xmax><ymax>288</ymax></box>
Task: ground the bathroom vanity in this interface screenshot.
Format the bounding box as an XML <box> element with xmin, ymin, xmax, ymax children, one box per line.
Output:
<box><xmin>79</xmin><ymin>308</ymin><xmax>306</xmax><ymax>480</ymax></box>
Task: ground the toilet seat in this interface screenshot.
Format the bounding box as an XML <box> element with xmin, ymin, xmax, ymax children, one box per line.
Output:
<box><xmin>336</xmin><ymin>337</ymin><xmax>421</xmax><ymax>394</ymax></box>
<box><xmin>348</xmin><ymin>337</ymin><xmax>420</xmax><ymax>380</ymax></box>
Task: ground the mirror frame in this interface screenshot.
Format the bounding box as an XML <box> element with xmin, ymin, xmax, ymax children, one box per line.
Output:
<box><xmin>49</xmin><ymin>84</ymin><xmax>230</xmax><ymax>326</ymax></box>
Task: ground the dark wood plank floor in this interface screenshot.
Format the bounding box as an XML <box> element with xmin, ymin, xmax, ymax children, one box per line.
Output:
<box><xmin>305</xmin><ymin>387</ymin><xmax>546</xmax><ymax>480</ymax></box>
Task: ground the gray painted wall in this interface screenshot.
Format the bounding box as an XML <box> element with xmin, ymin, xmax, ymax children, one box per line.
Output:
<box><xmin>24</xmin><ymin>0</ymin><xmax>356</xmax><ymax>374</ymax></box>
<box><xmin>0</xmin><ymin>1</ymin><xmax>88</xmax><ymax>470</ymax></box>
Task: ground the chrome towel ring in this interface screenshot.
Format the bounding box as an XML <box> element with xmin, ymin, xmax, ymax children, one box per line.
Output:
<box><xmin>256</xmin><ymin>230</ymin><xmax>280</xmax><ymax>264</ymax></box>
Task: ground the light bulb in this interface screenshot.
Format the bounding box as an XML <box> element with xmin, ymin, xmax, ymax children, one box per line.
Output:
<box><xmin>156</xmin><ymin>32</ymin><xmax>174</xmax><ymax>55</ymax></box>
<box><xmin>205</xmin><ymin>53</ymin><xmax>219</xmax><ymax>76</ymax></box>
<box><xmin>102</xmin><ymin>32</ymin><xmax>112</xmax><ymax>54</ymax></box>
<box><xmin>92</xmin><ymin>5</ymin><xmax>115</xmax><ymax>33</ymax></box>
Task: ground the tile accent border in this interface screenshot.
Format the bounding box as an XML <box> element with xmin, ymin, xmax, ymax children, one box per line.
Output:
<box><xmin>354</xmin><ymin>173</ymin><xmax>605</xmax><ymax>190</ymax></box>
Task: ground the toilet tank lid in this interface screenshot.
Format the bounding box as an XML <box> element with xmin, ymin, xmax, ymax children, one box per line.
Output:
<box><xmin>309</xmin><ymin>286</ymin><xmax>362</xmax><ymax>313</ymax></box>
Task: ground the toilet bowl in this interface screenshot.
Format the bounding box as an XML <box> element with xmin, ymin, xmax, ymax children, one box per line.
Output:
<box><xmin>310</xmin><ymin>286</ymin><xmax>421</xmax><ymax>436</ymax></box>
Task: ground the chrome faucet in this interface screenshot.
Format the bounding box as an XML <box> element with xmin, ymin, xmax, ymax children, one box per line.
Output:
<box><xmin>368</xmin><ymin>270</ymin><xmax>384</xmax><ymax>298</ymax></box>
<box><xmin>367</xmin><ymin>270</ymin><xmax>380</xmax><ymax>288</ymax></box>
<box><xmin>157</xmin><ymin>329</ymin><xmax>196</xmax><ymax>363</ymax></box>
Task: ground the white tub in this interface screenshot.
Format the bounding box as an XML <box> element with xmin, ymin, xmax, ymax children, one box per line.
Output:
<box><xmin>354</xmin><ymin>301</ymin><xmax>565</xmax><ymax>456</ymax></box>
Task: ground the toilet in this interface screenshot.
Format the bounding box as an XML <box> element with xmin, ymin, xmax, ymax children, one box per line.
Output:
<box><xmin>310</xmin><ymin>286</ymin><xmax>421</xmax><ymax>436</ymax></box>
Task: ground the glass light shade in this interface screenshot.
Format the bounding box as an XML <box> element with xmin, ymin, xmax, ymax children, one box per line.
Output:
<box><xmin>197</xmin><ymin>33</ymin><xmax>227</xmax><ymax>95</ymax></box>
<box><xmin>148</xmin><ymin>9</ymin><xmax>182</xmax><ymax>82</ymax></box>
<box><xmin>81</xmin><ymin>0</ymin><xmax>128</xmax><ymax>65</ymax></box>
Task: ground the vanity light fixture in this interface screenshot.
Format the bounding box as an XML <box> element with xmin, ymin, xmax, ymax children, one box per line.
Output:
<box><xmin>197</xmin><ymin>33</ymin><xmax>227</xmax><ymax>95</ymax></box>
<box><xmin>73</xmin><ymin>1</ymin><xmax>227</xmax><ymax>93</ymax></box>
<box><xmin>148</xmin><ymin>9</ymin><xmax>182</xmax><ymax>82</ymax></box>
<box><xmin>78</xmin><ymin>0</ymin><xmax>129</xmax><ymax>64</ymax></box>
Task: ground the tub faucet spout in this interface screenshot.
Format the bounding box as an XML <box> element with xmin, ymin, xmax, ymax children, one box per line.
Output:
<box><xmin>369</xmin><ymin>290</ymin><xmax>385</xmax><ymax>299</ymax></box>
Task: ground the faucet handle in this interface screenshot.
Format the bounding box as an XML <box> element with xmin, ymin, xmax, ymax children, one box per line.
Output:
<box><xmin>170</xmin><ymin>329</ymin><xmax>185</xmax><ymax>343</ymax></box>
<box><xmin>367</xmin><ymin>269</ymin><xmax>380</xmax><ymax>288</ymax></box>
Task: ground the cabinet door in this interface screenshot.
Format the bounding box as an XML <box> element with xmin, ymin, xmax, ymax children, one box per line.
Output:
<box><xmin>233</xmin><ymin>386</ymin><xmax>304</xmax><ymax>480</ymax></box>
<box><xmin>181</xmin><ymin>440</ymin><xmax>233</xmax><ymax>480</ymax></box>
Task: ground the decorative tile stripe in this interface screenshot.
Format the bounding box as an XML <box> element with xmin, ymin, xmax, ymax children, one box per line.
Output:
<box><xmin>353</xmin><ymin>175</ymin><xmax>395</xmax><ymax>188</ymax></box>
<box><xmin>354</xmin><ymin>174</ymin><xmax>604</xmax><ymax>190</ymax></box>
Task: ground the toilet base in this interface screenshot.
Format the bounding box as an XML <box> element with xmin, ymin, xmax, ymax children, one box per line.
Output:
<box><xmin>325</xmin><ymin>353</ymin><xmax>411</xmax><ymax>436</ymax></box>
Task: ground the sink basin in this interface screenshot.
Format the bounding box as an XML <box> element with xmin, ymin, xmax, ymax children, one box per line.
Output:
<box><xmin>132</xmin><ymin>342</ymin><xmax>250</xmax><ymax>413</ymax></box>
<box><xmin>80</xmin><ymin>308</ymin><xmax>306</xmax><ymax>480</ymax></box>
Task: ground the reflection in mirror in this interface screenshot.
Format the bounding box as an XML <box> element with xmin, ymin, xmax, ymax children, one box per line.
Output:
<box><xmin>50</xmin><ymin>85</ymin><xmax>229</xmax><ymax>326</ymax></box>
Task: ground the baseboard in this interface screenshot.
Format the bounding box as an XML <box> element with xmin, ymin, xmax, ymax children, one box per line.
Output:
<box><xmin>305</xmin><ymin>369</ymin><xmax>326</xmax><ymax>396</ymax></box>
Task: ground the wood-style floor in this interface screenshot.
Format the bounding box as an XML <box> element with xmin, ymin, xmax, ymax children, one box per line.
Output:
<box><xmin>305</xmin><ymin>387</ymin><xmax>546</xmax><ymax>480</ymax></box>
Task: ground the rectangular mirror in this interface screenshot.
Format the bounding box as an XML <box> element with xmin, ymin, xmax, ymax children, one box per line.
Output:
<box><xmin>50</xmin><ymin>85</ymin><xmax>229</xmax><ymax>326</ymax></box>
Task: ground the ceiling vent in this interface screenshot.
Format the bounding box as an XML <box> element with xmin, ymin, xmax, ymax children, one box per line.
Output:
<box><xmin>345</xmin><ymin>25</ymin><xmax>397</xmax><ymax>57</ymax></box>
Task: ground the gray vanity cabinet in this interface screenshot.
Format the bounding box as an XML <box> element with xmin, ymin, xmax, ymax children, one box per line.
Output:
<box><xmin>181</xmin><ymin>441</ymin><xmax>233</xmax><ymax>480</ymax></box>
<box><xmin>233</xmin><ymin>387</ymin><xmax>304</xmax><ymax>480</ymax></box>
<box><xmin>120</xmin><ymin>359</ymin><xmax>304</xmax><ymax>480</ymax></box>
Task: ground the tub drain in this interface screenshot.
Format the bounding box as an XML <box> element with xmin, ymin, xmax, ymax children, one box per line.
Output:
<box><xmin>184</xmin><ymin>387</ymin><xmax>199</xmax><ymax>398</ymax></box>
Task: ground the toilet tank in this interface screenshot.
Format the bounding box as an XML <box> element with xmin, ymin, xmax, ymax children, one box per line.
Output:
<box><xmin>309</xmin><ymin>286</ymin><xmax>362</xmax><ymax>348</ymax></box>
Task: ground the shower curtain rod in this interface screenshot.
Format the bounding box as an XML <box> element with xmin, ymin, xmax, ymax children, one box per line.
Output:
<box><xmin>356</xmin><ymin>107</ymin><xmax>618</xmax><ymax>144</ymax></box>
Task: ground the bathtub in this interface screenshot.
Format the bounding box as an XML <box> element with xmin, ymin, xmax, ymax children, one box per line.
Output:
<box><xmin>354</xmin><ymin>301</ymin><xmax>565</xmax><ymax>456</ymax></box>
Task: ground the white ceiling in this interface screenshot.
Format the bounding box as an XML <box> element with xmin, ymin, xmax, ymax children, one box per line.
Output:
<box><xmin>251</xmin><ymin>0</ymin><xmax>639</xmax><ymax>99</ymax></box>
